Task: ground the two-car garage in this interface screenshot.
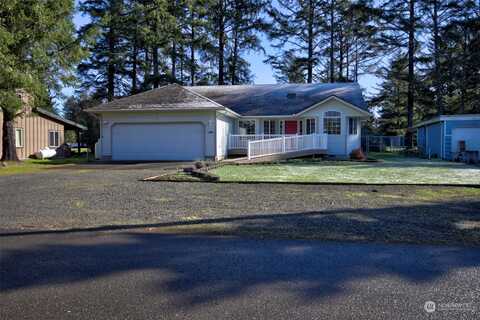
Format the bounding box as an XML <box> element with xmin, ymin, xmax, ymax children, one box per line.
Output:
<box><xmin>111</xmin><ymin>123</ymin><xmax>206</xmax><ymax>161</ymax></box>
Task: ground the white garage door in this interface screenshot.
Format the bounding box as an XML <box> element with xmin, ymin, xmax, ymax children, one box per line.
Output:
<box><xmin>112</xmin><ymin>123</ymin><xmax>205</xmax><ymax>161</ymax></box>
<box><xmin>452</xmin><ymin>128</ymin><xmax>480</xmax><ymax>153</ymax></box>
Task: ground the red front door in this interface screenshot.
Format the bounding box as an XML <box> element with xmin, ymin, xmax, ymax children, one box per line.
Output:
<box><xmin>285</xmin><ymin>120</ymin><xmax>298</xmax><ymax>134</ymax></box>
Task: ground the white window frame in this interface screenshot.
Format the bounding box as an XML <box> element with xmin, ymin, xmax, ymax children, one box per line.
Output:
<box><xmin>306</xmin><ymin>118</ymin><xmax>316</xmax><ymax>135</ymax></box>
<box><xmin>263</xmin><ymin>120</ymin><xmax>276</xmax><ymax>134</ymax></box>
<box><xmin>238</xmin><ymin>120</ymin><xmax>256</xmax><ymax>135</ymax></box>
<box><xmin>323</xmin><ymin>111</ymin><xmax>341</xmax><ymax>135</ymax></box>
<box><xmin>349</xmin><ymin>118</ymin><xmax>358</xmax><ymax>135</ymax></box>
<box><xmin>48</xmin><ymin>130</ymin><xmax>60</xmax><ymax>148</ymax></box>
<box><xmin>15</xmin><ymin>128</ymin><xmax>24</xmax><ymax>148</ymax></box>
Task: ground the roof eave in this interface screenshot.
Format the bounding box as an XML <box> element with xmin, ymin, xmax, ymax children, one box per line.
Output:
<box><xmin>34</xmin><ymin>108</ymin><xmax>87</xmax><ymax>130</ymax></box>
<box><xmin>86</xmin><ymin>106</ymin><xmax>224</xmax><ymax>113</ymax></box>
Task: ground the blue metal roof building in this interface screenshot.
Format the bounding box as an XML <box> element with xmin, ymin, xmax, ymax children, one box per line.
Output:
<box><xmin>414</xmin><ymin>114</ymin><xmax>480</xmax><ymax>160</ymax></box>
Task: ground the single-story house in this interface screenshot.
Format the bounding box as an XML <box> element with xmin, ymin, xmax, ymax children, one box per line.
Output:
<box><xmin>88</xmin><ymin>83</ymin><xmax>370</xmax><ymax>161</ymax></box>
<box><xmin>0</xmin><ymin>93</ymin><xmax>87</xmax><ymax>159</ymax></box>
<box><xmin>414</xmin><ymin>114</ymin><xmax>480</xmax><ymax>160</ymax></box>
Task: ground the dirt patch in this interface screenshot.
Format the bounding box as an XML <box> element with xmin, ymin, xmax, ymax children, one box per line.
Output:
<box><xmin>1</xmin><ymin>170</ymin><xmax>479</xmax><ymax>246</ymax></box>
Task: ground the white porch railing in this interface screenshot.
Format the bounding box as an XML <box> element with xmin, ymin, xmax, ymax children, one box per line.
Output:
<box><xmin>228</xmin><ymin>134</ymin><xmax>285</xmax><ymax>150</ymax></box>
<box><xmin>247</xmin><ymin>134</ymin><xmax>328</xmax><ymax>159</ymax></box>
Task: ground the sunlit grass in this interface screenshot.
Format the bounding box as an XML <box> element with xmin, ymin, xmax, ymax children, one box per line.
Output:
<box><xmin>0</xmin><ymin>155</ymin><xmax>92</xmax><ymax>176</ymax></box>
<box><xmin>213</xmin><ymin>155</ymin><xmax>480</xmax><ymax>185</ymax></box>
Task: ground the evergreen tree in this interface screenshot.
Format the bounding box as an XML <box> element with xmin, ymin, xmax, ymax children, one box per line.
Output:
<box><xmin>63</xmin><ymin>94</ymin><xmax>100</xmax><ymax>151</ymax></box>
<box><xmin>0</xmin><ymin>0</ymin><xmax>84</xmax><ymax>160</ymax></box>
<box><xmin>267</xmin><ymin>0</ymin><xmax>327</xmax><ymax>83</ymax></box>
<box><xmin>78</xmin><ymin>0</ymin><xmax>129</xmax><ymax>101</ymax></box>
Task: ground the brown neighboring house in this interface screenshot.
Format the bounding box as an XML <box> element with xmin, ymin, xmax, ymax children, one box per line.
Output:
<box><xmin>0</xmin><ymin>94</ymin><xmax>87</xmax><ymax>160</ymax></box>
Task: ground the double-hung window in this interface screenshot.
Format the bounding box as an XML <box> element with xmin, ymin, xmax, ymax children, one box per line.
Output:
<box><xmin>15</xmin><ymin>128</ymin><xmax>24</xmax><ymax>148</ymax></box>
<box><xmin>263</xmin><ymin>120</ymin><xmax>276</xmax><ymax>134</ymax></box>
<box><xmin>49</xmin><ymin>131</ymin><xmax>60</xmax><ymax>147</ymax></box>
<box><xmin>349</xmin><ymin>118</ymin><xmax>358</xmax><ymax>135</ymax></box>
<box><xmin>323</xmin><ymin>111</ymin><xmax>341</xmax><ymax>135</ymax></box>
<box><xmin>306</xmin><ymin>118</ymin><xmax>316</xmax><ymax>134</ymax></box>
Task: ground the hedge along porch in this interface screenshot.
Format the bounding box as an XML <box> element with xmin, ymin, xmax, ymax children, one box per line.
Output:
<box><xmin>415</xmin><ymin>114</ymin><xmax>480</xmax><ymax>160</ymax></box>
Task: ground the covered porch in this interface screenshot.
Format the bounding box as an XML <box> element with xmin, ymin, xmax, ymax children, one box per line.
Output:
<box><xmin>228</xmin><ymin>118</ymin><xmax>328</xmax><ymax>160</ymax></box>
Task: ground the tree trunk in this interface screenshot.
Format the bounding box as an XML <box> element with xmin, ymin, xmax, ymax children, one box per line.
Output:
<box><xmin>1</xmin><ymin>113</ymin><xmax>18</xmax><ymax>161</ymax></box>
<box><xmin>339</xmin><ymin>26</ymin><xmax>344</xmax><ymax>80</ymax></box>
<box><xmin>354</xmin><ymin>38</ymin><xmax>358</xmax><ymax>82</ymax></box>
<box><xmin>307</xmin><ymin>0</ymin><xmax>314</xmax><ymax>83</ymax></box>
<box><xmin>406</xmin><ymin>0</ymin><xmax>415</xmax><ymax>146</ymax></box>
<box><xmin>346</xmin><ymin>37</ymin><xmax>349</xmax><ymax>81</ymax></box>
<box><xmin>171</xmin><ymin>40</ymin><xmax>177</xmax><ymax>82</ymax></box>
<box><xmin>180</xmin><ymin>43</ymin><xmax>184</xmax><ymax>84</ymax></box>
<box><xmin>190</xmin><ymin>9</ymin><xmax>196</xmax><ymax>86</ymax></box>
<box><xmin>218</xmin><ymin>0</ymin><xmax>225</xmax><ymax>85</ymax></box>
<box><xmin>432</xmin><ymin>0</ymin><xmax>443</xmax><ymax>115</ymax></box>
<box><xmin>460</xmin><ymin>25</ymin><xmax>468</xmax><ymax>113</ymax></box>
<box><xmin>131</xmin><ymin>37</ymin><xmax>138</xmax><ymax>94</ymax></box>
<box><xmin>231</xmin><ymin>30</ymin><xmax>239</xmax><ymax>85</ymax></box>
<box><xmin>329</xmin><ymin>0</ymin><xmax>335</xmax><ymax>83</ymax></box>
<box><xmin>153</xmin><ymin>46</ymin><xmax>159</xmax><ymax>88</ymax></box>
<box><xmin>107</xmin><ymin>26</ymin><xmax>115</xmax><ymax>101</ymax></box>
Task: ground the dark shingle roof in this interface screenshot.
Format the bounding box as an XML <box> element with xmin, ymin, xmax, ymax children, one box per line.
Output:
<box><xmin>87</xmin><ymin>84</ymin><xmax>223</xmax><ymax>112</ymax></box>
<box><xmin>88</xmin><ymin>82</ymin><xmax>368</xmax><ymax>116</ymax></box>
<box><xmin>190</xmin><ymin>83</ymin><xmax>367</xmax><ymax>116</ymax></box>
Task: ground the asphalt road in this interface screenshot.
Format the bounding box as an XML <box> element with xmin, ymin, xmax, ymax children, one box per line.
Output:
<box><xmin>1</xmin><ymin>231</ymin><xmax>479</xmax><ymax>319</ymax></box>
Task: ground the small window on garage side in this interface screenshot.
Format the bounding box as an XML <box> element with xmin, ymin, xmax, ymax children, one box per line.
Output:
<box><xmin>349</xmin><ymin>118</ymin><xmax>358</xmax><ymax>135</ymax></box>
<box><xmin>49</xmin><ymin>130</ymin><xmax>59</xmax><ymax>147</ymax></box>
<box><xmin>15</xmin><ymin>128</ymin><xmax>24</xmax><ymax>148</ymax></box>
<box><xmin>323</xmin><ymin>111</ymin><xmax>341</xmax><ymax>135</ymax></box>
<box><xmin>239</xmin><ymin>120</ymin><xmax>255</xmax><ymax>135</ymax></box>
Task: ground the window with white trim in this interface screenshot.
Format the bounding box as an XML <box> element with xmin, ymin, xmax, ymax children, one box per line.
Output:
<box><xmin>349</xmin><ymin>118</ymin><xmax>358</xmax><ymax>135</ymax></box>
<box><xmin>15</xmin><ymin>128</ymin><xmax>24</xmax><ymax>148</ymax></box>
<box><xmin>263</xmin><ymin>120</ymin><xmax>276</xmax><ymax>134</ymax></box>
<box><xmin>238</xmin><ymin>120</ymin><xmax>255</xmax><ymax>135</ymax></box>
<box><xmin>298</xmin><ymin>120</ymin><xmax>303</xmax><ymax>135</ymax></box>
<box><xmin>306</xmin><ymin>118</ymin><xmax>316</xmax><ymax>134</ymax></box>
<box><xmin>323</xmin><ymin>111</ymin><xmax>341</xmax><ymax>135</ymax></box>
<box><xmin>48</xmin><ymin>130</ymin><xmax>60</xmax><ymax>147</ymax></box>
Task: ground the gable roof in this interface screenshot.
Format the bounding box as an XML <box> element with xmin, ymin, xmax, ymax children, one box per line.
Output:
<box><xmin>88</xmin><ymin>82</ymin><xmax>368</xmax><ymax>116</ymax></box>
<box><xmin>87</xmin><ymin>84</ymin><xmax>223</xmax><ymax>112</ymax></box>
<box><xmin>190</xmin><ymin>83</ymin><xmax>367</xmax><ymax>116</ymax></box>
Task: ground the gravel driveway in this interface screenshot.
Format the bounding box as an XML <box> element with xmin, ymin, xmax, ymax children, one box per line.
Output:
<box><xmin>1</xmin><ymin>168</ymin><xmax>479</xmax><ymax>245</ymax></box>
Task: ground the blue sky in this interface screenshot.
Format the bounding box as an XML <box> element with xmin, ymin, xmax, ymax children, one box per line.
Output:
<box><xmin>62</xmin><ymin>4</ymin><xmax>381</xmax><ymax>108</ymax></box>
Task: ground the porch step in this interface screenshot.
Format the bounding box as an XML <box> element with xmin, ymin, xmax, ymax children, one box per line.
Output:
<box><xmin>229</xmin><ymin>149</ymin><xmax>327</xmax><ymax>164</ymax></box>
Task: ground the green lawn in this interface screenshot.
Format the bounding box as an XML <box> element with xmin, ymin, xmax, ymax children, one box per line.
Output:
<box><xmin>0</xmin><ymin>155</ymin><xmax>92</xmax><ymax>176</ymax></box>
<box><xmin>212</xmin><ymin>154</ymin><xmax>480</xmax><ymax>185</ymax></box>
